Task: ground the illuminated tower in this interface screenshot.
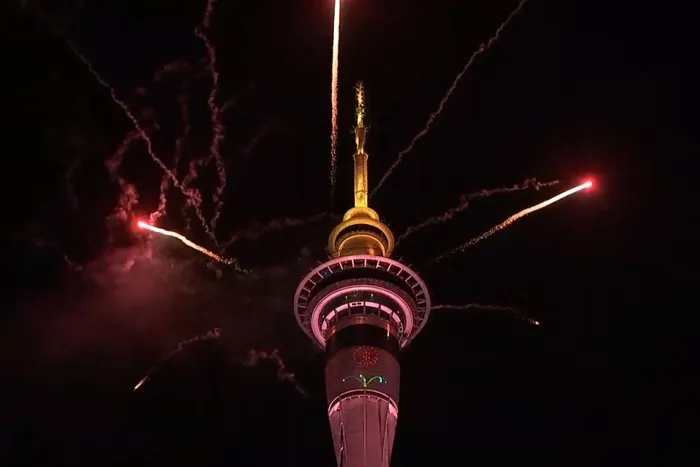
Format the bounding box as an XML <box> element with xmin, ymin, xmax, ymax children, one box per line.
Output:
<box><xmin>294</xmin><ymin>83</ymin><xmax>431</xmax><ymax>467</ymax></box>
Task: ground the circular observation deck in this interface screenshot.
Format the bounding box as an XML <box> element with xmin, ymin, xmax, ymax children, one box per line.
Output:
<box><xmin>294</xmin><ymin>255</ymin><xmax>431</xmax><ymax>348</ymax></box>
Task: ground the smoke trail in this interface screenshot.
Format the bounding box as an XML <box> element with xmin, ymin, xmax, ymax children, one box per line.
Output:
<box><xmin>372</xmin><ymin>0</ymin><xmax>530</xmax><ymax>197</ymax></box>
<box><xmin>244</xmin><ymin>349</ymin><xmax>308</xmax><ymax>397</ymax></box>
<box><xmin>194</xmin><ymin>0</ymin><xmax>229</xmax><ymax>236</ymax></box>
<box><xmin>432</xmin><ymin>181</ymin><xmax>592</xmax><ymax>263</ymax></box>
<box><xmin>329</xmin><ymin>0</ymin><xmax>341</xmax><ymax>207</ymax></box>
<box><xmin>396</xmin><ymin>178</ymin><xmax>559</xmax><ymax>245</ymax></box>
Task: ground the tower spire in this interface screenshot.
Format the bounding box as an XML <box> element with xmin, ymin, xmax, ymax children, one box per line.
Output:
<box><xmin>353</xmin><ymin>82</ymin><xmax>368</xmax><ymax>208</ymax></box>
<box><xmin>328</xmin><ymin>82</ymin><xmax>395</xmax><ymax>258</ymax></box>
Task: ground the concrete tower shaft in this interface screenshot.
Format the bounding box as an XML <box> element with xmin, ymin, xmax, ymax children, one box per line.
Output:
<box><xmin>324</xmin><ymin>308</ymin><xmax>401</xmax><ymax>466</ymax></box>
<box><xmin>305</xmin><ymin>276</ymin><xmax>409</xmax><ymax>467</ymax></box>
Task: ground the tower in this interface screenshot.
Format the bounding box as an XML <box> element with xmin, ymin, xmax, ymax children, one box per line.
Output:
<box><xmin>294</xmin><ymin>83</ymin><xmax>432</xmax><ymax>467</ymax></box>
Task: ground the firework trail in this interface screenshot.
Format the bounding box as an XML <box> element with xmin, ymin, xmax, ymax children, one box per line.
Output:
<box><xmin>396</xmin><ymin>178</ymin><xmax>559</xmax><ymax>245</ymax></box>
<box><xmin>137</xmin><ymin>221</ymin><xmax>244</xmax><ymax>270</ymax></box>
<box><xmin>244</xmin><ymin>349</ymin><xmax>308</xmax><ymax>397</ymax></box>
<box><xmin>372</xmin><ymin>0</ymin><xmax>530</xmax><ymax>197</ymax></box>
<box><xmin>433</xmin><ymin>304</ymin><xmax>539</xmax><ymax>325</ymax></box>
<box><xmin>134</xmin><ymin>328</ymin><xmax>223</xmax><ymax>391</ymax></box>
<box><xmin>152</xmin><ymin>60</ymin><xmax>196</xmax><ymax>84</ymax></box>
<box><xmin>180</xmin><ymin>83</ymin><xmax>255</xmax><ymax>236</ymax></box>
<box><xmin>151</xmin><ymin>175</ymin><xmax>172</xmax><ymax>226</ymax></box>
<box><xmin>105</xmin><ymin>130</ymin><xmax>141</xmax><ymax>177</ymax></box>
<box><xmin>105</xmin><ymin>130</ymin><xmax>142</xmax><ymax>225</ymax></box>
<box><xmin>135</xmin><ymin>345</ymin><xmax>308</xmax><ymax>396</ymax></box>
<box><xmin>221</xmin><ymin>82</ymin><xmax>254</xmax><ymax>114</ymax></box>
<box><xmin>329</xmin><ymin>0</ymin><xmax>341</xmax><ymax>206</ymax></box>
<box><xmin>240</xmin><ymin>122</ymin><xmax>277</xmax><ymax>159</ymax></box>
<box><xmin>109</xmin><ymin>59</ymin><xmax>200</xmax><ymax>226</ymax></box>
<box><xmin>219</xmin><ymin>213</ymin><xmax>329</xmax><ymax>248</ymax></box>
<box><xmin>31</xmin><ymin>5</ymin><xmax>217</xmax><ymax>239</ymax></box>
<box><xmin>150</xmin><ymin>82</ymin><xmax>194</xmax><ymax>225</ymax></box>
<box><xmin>433</xmin><ymin>303</ymin><xmax>517</xmax><ymax>312</ymax></box>
<box><xmin>193</xmin><ymin>0</ymin><xmax>229</xmax><ymax>236</ymax></box>
<box><xmin>130</xmin><ymin>60</ymin><xmax>196</xmax><ymax>109</ymax></box>
<box><xmin>434</xmin><ymin>303</ymin><xmax>520</xmax><ymax>316</ymax></box>
<box><xmin>109</xmin><ymin>60</ymin><xmax>195</xmax><ymax>223</ymax></box>
<box><xmin>57</xmin><ymin>35</ymin><xmax>185</xmax><ymax>193</ymax></box>
<box><xmin>30</xmin><ymin>1</ymin><xmax>216</xmax><ymax>240</ymax></box>
<box><xmin>432</xmin><ymin>180</ymin><xmax>593</xmax><ymax>263</ymax></box>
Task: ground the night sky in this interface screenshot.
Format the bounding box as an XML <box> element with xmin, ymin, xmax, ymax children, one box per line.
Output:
<box><xmin>2</xmin><ymin>0</ymin><xmax>691</xmax><ymax>465</ymax></box>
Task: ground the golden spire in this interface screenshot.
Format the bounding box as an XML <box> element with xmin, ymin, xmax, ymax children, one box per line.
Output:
<box><xmin>328</xmin><ymin>82</ymin><xmax>395</xmax><ymax>258</ymax></box>
<box><xmin>353</xmin><ymin>82</ymin><xmax>368</xmax><ymax>208</ymax></box>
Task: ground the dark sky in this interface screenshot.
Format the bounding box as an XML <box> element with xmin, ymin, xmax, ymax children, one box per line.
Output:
<box><xmin>1</xmin><ymin>0</ymin><xmax>692</xmax><ymax>465</ymax></box>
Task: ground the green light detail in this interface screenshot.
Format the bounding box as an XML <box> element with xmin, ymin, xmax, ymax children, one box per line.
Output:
<box><xmin>342</xmin><ymin>374</ymin><xmax>387</xmax><ymax>388</ymax></box>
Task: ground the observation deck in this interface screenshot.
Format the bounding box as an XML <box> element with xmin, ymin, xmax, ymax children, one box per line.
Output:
<box><xmin>293</xmin><ymin>255</ymin><xmax>431</xmax><ymax>348</ymax></box>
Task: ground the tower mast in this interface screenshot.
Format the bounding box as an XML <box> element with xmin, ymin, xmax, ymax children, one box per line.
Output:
<box><xmin>353</xmin><ymin>82</ymin><xmax>368</xmax><ymax>208</ymax></box>
<box><xmin>327</xmin><ymin>83</ymin><xmax>395</xmax><ymax>258</ymax></box>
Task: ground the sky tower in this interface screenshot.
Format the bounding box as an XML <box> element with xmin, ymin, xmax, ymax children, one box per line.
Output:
<box><xmin>294</xmin><ymin>83</ymin><xmax>432</xmax><ymax>467</ymax></box>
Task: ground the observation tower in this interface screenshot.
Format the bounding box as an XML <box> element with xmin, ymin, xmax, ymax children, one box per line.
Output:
<box><xmin>293</xmin><ymin>83</ymin><xmax>432</xmax><ymax>467</ymax></box>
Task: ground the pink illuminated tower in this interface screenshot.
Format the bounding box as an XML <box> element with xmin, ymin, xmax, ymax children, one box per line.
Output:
<box><xmin>293</xmin><ymin>83</ymin><xmax>432</xmax><ymax>467</ymax></box>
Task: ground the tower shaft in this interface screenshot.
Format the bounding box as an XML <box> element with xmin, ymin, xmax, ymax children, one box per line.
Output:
<box><xmin>326</xmin><ymin>321</ymin><xmax>400</xmax><ymax>467</ymax></box>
